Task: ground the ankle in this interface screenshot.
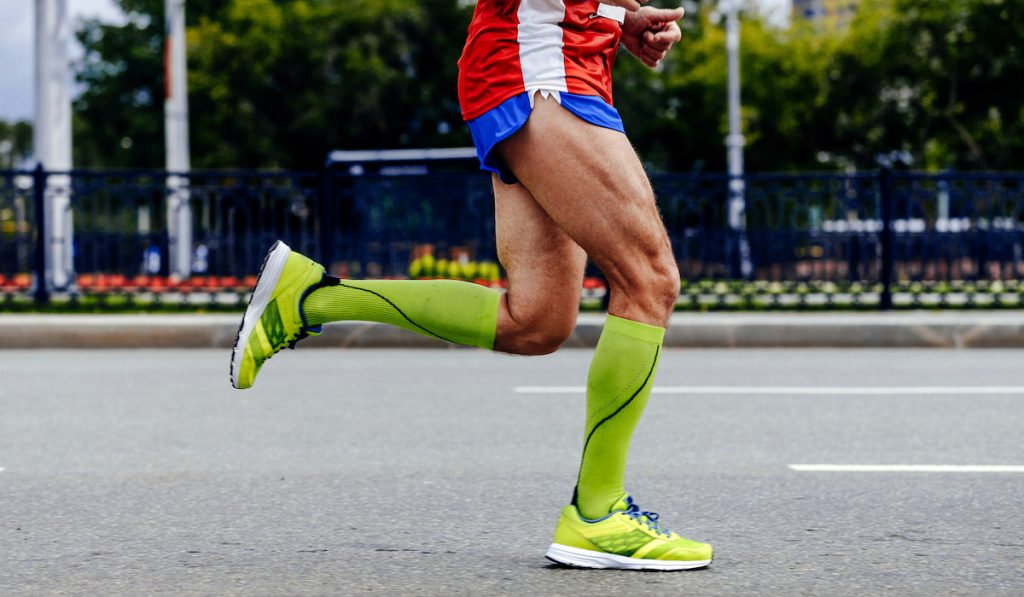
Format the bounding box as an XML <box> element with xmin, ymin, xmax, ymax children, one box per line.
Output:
<box><xmin>299</xmin><ymin>275</ymin><xmax>340</xmax><ymax>326</ymax></box>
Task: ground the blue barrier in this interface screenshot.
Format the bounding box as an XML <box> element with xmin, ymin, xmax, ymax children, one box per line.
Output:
<box><xmin>1</xmin><ymin>167</ymin><xmax>1022</xmax><ymax>309</ymax></box>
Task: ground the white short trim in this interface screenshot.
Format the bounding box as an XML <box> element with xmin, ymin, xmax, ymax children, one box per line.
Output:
<box><xmin>545</xmin><ymin>543</ymin><xmax>711</xmax><ymax>571</ymax></box>
<box><xmin>527</xmin><ymin>88</ymin><xmax>562</xmax><ymax>107</ymax></box>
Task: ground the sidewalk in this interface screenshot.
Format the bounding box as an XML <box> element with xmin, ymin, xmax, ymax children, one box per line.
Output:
<box><xmin>2</xmin><ymin>312</ymin><xmax>1023</xmax><ymax>348</ymax></box>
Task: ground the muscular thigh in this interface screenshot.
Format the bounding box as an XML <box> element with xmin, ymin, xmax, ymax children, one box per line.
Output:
<box><xmin>493</xmin><ymin>175</ymin><xmax>587</xmax><ymax>351</ymax></box>
<box><xmin>495</xmin><ymin>96</ymin><xmax>677</xmax><ymax>324</ymax></box>
<box><xmin>496</xmin><ymin>97</ymin><xmax>670</xmax><ymax>264</ymax></box>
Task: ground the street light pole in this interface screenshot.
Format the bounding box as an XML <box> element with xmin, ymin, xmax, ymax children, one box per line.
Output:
<box><xmin>723</xmin><ymin>0</ymin><xmax>752</xmax><ymax>278</ymax></box>
<box><xmin>34</xmin><ymin>0</ymin><xmax>74</xmax><ymax>291</ymax></box>
<box><xmin>165</xmin><ymin>0</ymin><xmax>192</xmax><ymax>280</ymax></box>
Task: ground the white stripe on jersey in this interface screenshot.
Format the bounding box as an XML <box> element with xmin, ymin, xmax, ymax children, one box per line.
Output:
<box><xmin>517</xmin><ymin>0</ymin><xmax>568</xmax><ymax>93</ymax></box>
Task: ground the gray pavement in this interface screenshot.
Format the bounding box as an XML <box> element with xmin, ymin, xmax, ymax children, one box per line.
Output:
<box><xmin>1</xmin><ymin>348</ymin><xmax>1023</xmax><ymax>595</ymax></box>
<box><xmin>2</xmin><ymin>311</ymin><xmax>1024</xmax><ymax>348</ymax></box>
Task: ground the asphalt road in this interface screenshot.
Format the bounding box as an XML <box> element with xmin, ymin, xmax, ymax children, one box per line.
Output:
<box><xmin>2</xmin><ymin>348</ymin><xmax>1022</xmax><ymax>595</ymax></box>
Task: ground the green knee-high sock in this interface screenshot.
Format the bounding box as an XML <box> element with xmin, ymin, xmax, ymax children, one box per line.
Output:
<box><xmin>575</xmin><ymin>314</ymin><xmax>665</xmax><ymax>519</ymax></box>
<box><xmin>302</xmin><ymin>279</ymin><xmax>501</xmax><ymax>349</ymax></box>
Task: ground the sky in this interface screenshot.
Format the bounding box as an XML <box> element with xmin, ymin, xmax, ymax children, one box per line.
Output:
<box><xmin>1</xmin><ymin>0</ymin><xmax>125</xmax><ymax>121</ymax></box>
<box><xmin>0</xmin><ymin>0</ymin><xmax>791</xmax><ymax>122</ymax></box>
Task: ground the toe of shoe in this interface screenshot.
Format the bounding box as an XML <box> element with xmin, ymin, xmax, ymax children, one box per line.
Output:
<box><xmin>666</xmin><ymin>541</ymin><xmax>713</xmax><ymax>562</ymax></box>
<box><xmin>234</xmin><ymin>351</ymin><xmax>257</xmax><ymax>389</ymax></box>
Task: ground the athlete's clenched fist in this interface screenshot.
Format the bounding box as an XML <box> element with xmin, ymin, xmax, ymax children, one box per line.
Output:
<box><xmin>621</xmin><ymin>6</ymin><xmax>686</xmax><ymax>67</ymax></box>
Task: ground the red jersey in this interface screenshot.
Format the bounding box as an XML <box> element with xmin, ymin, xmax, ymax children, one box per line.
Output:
<box><xmin>457</xmin><ymin>0</ymin><xmax>624</xmax><ymax>121</ymax></box>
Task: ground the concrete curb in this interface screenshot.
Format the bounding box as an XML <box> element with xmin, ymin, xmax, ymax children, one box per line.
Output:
<box><xmin>2</xmin><ymin>312</ymin><xmax>1023</xmax><ymax>349</ymax></box>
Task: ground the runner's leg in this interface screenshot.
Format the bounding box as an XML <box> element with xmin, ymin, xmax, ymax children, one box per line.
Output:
<box><xmin>235</xmin><ymin>176</ymin><xmax>588</xmax><ymax>387</ymax></box>
<box><xmin>492</xmin><ymin>175</ymin><xmax>587</xmax><ymax>355</ymax></box>
<box><xmin>302</xmin><ymin>174</ymin><xmax>587</xmax><ymax>356</ymax></box>
<box><xmin>496</xmin><ymin>96</ymin><xmax>679</xmax><ymax>519</ymax></box>
<box><xmin>496</xmin><ymin>97</ymin><xmax>680</xmax><ymax>326</ymax></box>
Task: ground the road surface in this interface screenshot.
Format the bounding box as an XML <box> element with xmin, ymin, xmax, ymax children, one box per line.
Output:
<box><xmin>2</xmin><ymin>348</ymin><xmax>1022</xmax><ymax>595</ymax></box>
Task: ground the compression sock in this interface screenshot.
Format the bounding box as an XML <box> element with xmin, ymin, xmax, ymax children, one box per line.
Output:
<box><xmin>302</xmin><ymin>278</ymin><xmax>501</xmax><ymax>349</ymax></box>
<box><xmin>574</xmin><ymin>314</ymin><xmax>665</xmax><ymax>519</ymax></box>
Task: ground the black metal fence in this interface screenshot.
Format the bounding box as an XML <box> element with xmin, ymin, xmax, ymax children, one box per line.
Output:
<box><xmin>2</xmin><ymin>166</ymin><xmax>1023</xmax><ymax>310</ymax></box>
<box><xmin>0</xmin><ymin>170</ymin><xmax>36</xmax><ymax>293</ymax></box>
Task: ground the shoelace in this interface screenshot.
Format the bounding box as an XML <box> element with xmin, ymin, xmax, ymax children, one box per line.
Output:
<box><xmin>624</xmin><ymin>496</ymin><xmax>672</xmax><ymax>538</ymax></box>
<box><xmin>252</xmin><ymin>329</ymin><xmax>307</xmax><ymax>376</ymax></box>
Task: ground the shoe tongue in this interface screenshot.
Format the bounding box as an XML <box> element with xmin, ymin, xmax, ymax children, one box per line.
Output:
<box><xmin>609</xmin><ymin>494</ymin><xmax>631</xmax><ymax>513</ymax></box>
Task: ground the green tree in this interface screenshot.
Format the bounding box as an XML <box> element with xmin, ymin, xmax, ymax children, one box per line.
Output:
<box><xmin>186</xmin><ymin>0</ymin><xmax>473</xmax><ymax>168</ymax></box>
<box><xmin>71</xmin><ymin>0</ymin><xmax>1022</xmax><ymax>172</ymax></box>
<box><xmin>0</xmin><ymin>119</ymin><xmax>34</xmax><ymax>169</ymax></box>
<box><xmin>73</xmin><ymin>0</ymin><xmax>226</xmax><ymax>168</ymax></box>
<box><xmin>823</xmin><ymin>0</ymin><xmax>1024</xmax><ymax>170</ymax></box>
<box><xmin>73</xmin><ymin>0</ymin><xmax>473</xmax><ymax>169</ymax></box>
<box><xmin>735</xmin><ymin>17</ymin><xmax>836</xmax><ymax>171</ymax></box>
<box><xmin>617</xmin><ymin>3</ymin><xmax>834</xmax><ymax>172</ymax></box>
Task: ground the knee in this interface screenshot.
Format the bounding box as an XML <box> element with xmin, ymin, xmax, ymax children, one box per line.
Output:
<box><xmin>607</xmin><ymin>251</ymin><xmax>680</xmax><ymax>321</ymax></box>
<box><xmin>497</xmin><ymin>309</ymin><xmax>576</xmax><ymax>356</ymax></box>
<box><xmin>514</xmin><ymin>326</ymin><xmax>573</xmax><ymax>356</ymax></box>
<box><xmin>648</xmin><ymin>255</ymin><xmax>681</xmax><ymax>314</ymax></box>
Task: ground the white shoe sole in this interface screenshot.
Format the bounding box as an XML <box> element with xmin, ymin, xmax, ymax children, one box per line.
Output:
<box><xmin>545</xmin><ymin>543</ymin><xmax>711</xmax><ymax>571</ymax></box>
<box><xmin>230</xmin><ymin>240</ymin><xmax>292</xmax><ymax>389</ymax></box>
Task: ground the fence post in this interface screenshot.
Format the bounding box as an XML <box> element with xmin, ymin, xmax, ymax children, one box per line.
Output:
<box><xmin>319</xmin><ymin>166</ymin><xmax>334</xmax><ymax>265</ymax></box>
<box><xmin>32</xmin><ymin>164</ymin><xmax>50</xmax><ymax>304</ymax></box>
<box><xmin>166</xmin><ymin>174</ymin><xmax>193</xmax><ymax>280</ymax></box>
<box><xmin>879</xmin><ymin>167</ymin><xmax>894</xmax><ymax>310</ymax></box>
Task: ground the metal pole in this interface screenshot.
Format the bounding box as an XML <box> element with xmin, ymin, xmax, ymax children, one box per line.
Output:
<box><xmin>879</xmin><ymin>168</ymin><xmax>894</xmax><ymax>310</ymax></box>
<box><xmin>320</xmin><ymin>166</ymin><xmax>333</xmax><ymax>265</ymax></box>
<box><xmin>32</xmin><ymin>164</ymin><xmax>50</xmax><ymax>304</ymax></box>
<box><xmin>34</xmin><ymin>0</ymin><xmax>74</xmax><ymax>291</ymax></box>
<box><xmin>724</xmin><ymin>0</ymin><xmax>752</xmax><ymax>278</ymax></box>
<box><xmin>165</xmin><ymin>0</ymin><xmax>193</xmax><ymax>280</ymax></box>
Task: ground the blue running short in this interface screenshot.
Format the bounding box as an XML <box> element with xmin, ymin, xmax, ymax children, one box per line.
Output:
<box><xmin>466</xmin><ymin>91</ymin><xmax>625</xmax><ymax>185</ymax></box>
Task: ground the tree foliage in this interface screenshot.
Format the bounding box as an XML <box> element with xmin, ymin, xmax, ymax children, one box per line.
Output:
<box><xmin>185</xmin><ymin>0</ymin><xmax>472</xmax><ymax>168</ymax></box>
<box><xmin>73</xmin><ymin>0</ymin><xmax>223</xmax><ymax>168</ymax></box>
<box><xmin>821</xmin><ymin>0</ymin><xmax>1024</xmax><ymax>170</ymax></box>
<box><xmin>615</xmin><ymin>4</ymin><xmax>837</xmax><ymax>172</ymax></box>
<box><xmin>0</xmin><ymin>120</ymin><xmax>33</xmax><ymax>169</ymax></box>
<box><xmin>70</xmin><ymin>0</ymin><xmax>1024</xmax><ymax>171</ymax></box>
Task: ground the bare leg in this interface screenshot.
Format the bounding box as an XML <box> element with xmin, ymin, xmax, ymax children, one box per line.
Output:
<box><xmin>302</xmin><ymin>170</ymin><xmax>586</xmax><ymax>357</ymax></box>
<box><xmin>496</xmin><ymin>96</ymin><xmax>679</xmax><ymax>518</ymax></box>
<box><xmin>492</xmin><ymin>175</ymin><xmax>588</xmax><ymax>355</ymax></box>
<box><xmin>496</xmin><ymin>96</ymin><xmax>679</xmax><ymax>326</ymax></box>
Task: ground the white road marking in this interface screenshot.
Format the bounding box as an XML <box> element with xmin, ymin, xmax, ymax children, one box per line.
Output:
<box><xmin>515</xmin><ymin>386</ymin><xmax>1024</xmax><ymax>395</ymax></box>
<box><xmin>789</xmin><ymin>464</ymin><xmax>1024</xmax><ymax>473</ymax></box>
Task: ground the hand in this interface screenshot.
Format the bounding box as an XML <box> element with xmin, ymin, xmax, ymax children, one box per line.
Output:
<box><xmin>600</xmin><ymin>0</ymin><xmax>649</xmax><ymax>12</ymax></box>
<box><xmin>620</xmin><ymin>6</ymin><xmax>685</xmax><ymax>68</ymax></box>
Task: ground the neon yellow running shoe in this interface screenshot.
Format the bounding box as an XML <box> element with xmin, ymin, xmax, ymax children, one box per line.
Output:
<box><xmin>230</xmin><ymin>241</ymin><xmax>328</xmax><ymax>389</ymax></box>
<box><xmin>545</xmin><ymin>495</ymin><xmax>713</xmax><ymax>571</ymax></box>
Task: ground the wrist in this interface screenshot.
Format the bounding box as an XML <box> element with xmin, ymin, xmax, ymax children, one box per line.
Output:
<box><xmin>622</xmin><ymin>9</ymin><xmax>645</xmax><ymax>35</ymax></box>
